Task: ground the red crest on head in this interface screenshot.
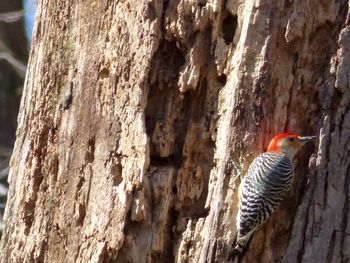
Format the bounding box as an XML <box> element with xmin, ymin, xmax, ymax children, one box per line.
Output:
<box><xmin>267</xmin><ymin>132</ymin><xmax>299</xmax><ymax>152</ymax></box>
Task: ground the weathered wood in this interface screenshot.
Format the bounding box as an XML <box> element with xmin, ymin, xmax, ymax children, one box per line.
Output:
<box><xmin>1</xmin><ymin>0</ymin><xmax>350</xmax><ymax>263</ymax></box>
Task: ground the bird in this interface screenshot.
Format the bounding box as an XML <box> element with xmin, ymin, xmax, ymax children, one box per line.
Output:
<box><xmin>228</xmin><ymin>132</ymin><xmax>315</xmax><ymax>261</ymax></box>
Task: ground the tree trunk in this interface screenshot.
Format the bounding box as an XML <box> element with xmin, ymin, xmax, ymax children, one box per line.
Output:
<box><xmin>1</xmin><ymin>0</ymin><xmax>350</xmax><ymax>263</ymax></box>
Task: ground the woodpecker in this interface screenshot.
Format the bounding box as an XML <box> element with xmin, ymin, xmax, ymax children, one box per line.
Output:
<box><xmin>228</xmin><ymin>132</ymin><xmax>315</xmax><ymax>261</ymax></box>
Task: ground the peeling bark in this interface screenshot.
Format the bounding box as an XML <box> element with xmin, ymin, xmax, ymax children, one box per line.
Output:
<box><xmin>1</xmin><ymin>0</ymin><xmax>350</xmax><ymax>263</ymax></box>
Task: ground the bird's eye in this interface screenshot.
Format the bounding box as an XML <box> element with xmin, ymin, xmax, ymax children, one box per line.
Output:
<box><xmin>288</xmin><ymin>137</ymin><xmax>295</xmax><ymax>142</ymax></box>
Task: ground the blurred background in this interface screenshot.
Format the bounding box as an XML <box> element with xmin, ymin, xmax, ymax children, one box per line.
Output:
<box><xmin>0</xmin><ymin>0</ymin><xmax>35</xmax><ymax>235</ymax></box>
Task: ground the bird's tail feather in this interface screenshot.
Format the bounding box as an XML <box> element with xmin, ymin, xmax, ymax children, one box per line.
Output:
<box><xmin>227</xmin><ymin>235</ymin><xmax>251</xmax><ymax>262</ymax></box>
<box><xmin>227</xmin><ymin>243</ymin><xmax>244</xmax><ymax>262</ymax></box>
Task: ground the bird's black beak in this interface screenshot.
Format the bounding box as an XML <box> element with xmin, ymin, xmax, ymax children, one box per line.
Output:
<box><xmin>298</xmin><ymin>136</ymin><xmax>316</xmax><ymax>143</ymax></box>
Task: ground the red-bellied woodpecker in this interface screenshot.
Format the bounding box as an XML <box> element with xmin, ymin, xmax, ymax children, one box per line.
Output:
<box><xmin>228</xmin><ymin>132</ymin><xmax>315</xmax><ymax>261</ymax></box>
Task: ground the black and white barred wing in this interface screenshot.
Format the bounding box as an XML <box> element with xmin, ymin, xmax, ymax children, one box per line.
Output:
<box><xmin>237</xmin><ymin>152</ymin><xmax>294</xmax><ymax>238</ymax></box>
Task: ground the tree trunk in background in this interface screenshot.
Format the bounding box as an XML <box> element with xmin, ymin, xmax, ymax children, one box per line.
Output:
<box><xmin>0</xmin><ymin>0</ymin><xmax>27</xmax><ymax>147</ymax></box>
<box><xmin>0</xmin><ymin>0</ymin><xmax>27</xmax><ymax>235</ymax></box>
<box><xmin>1</xmin><ymin>0</ymin><xmax>350</xmax><ymax>262</ymax></box>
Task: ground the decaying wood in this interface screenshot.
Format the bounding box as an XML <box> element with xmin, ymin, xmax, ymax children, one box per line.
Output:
<box><xmin>1</xmin><ymin>0</ymin><xmax>349</xmax><ymax>263</ymax></box>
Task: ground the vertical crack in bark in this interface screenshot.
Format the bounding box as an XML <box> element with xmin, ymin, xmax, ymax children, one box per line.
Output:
<box><xmin>296</xmin><ymin>187</ymin><xmax>313</xmax><ymax>263</ymax></box>
<box><xmin>283</xmin><ymin>51</ymin><xmax>299</xmax><ymax>132</ymax></box>
<box><xmin>340</xmin><ymin>172</ymin><xmax>349</xmax><ymax>262</ymax></box>
<box><xmin>325</xmin><ymin>230</ymin><xmax>337</xmax><ymax>262</ymax></box>
<box><xmin>222</xmin><ymin>13</ymin><xmax>237</xmax><ymax>45</ymax></box>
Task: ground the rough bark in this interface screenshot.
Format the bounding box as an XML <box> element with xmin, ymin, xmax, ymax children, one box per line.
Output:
<box><xmin>1</xmin><ymin>0</ymin><xmax>350</xmax><ymax>263</ymax></box>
